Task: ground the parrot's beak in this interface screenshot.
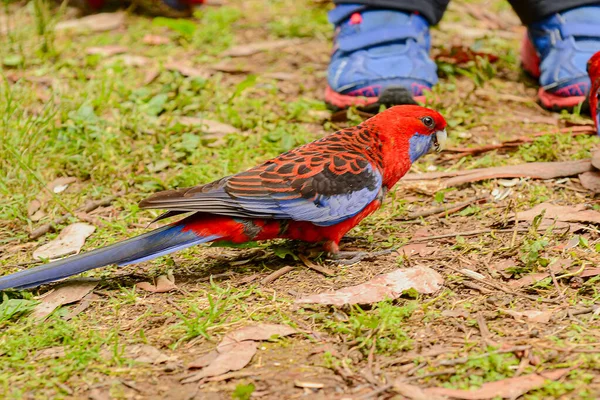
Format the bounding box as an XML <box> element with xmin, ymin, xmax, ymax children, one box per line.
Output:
<box><xmin>433</xmin><ymin>129</ymin><xmax>447</xmax><ymax>152</ymax></box>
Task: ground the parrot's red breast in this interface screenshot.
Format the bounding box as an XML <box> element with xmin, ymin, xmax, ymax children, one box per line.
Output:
<box><xmin>588</xmin><ymin>51</ymin><xmax>600</xmax><ymax>133</ymax></box>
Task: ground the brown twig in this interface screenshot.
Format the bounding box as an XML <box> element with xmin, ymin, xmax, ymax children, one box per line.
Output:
<box><xmin>406</xmin><ymin>362</ymin><xmax>427</xmax><ymax>376</ymax></box>
<box><xmin>549</xmin><ymin>266</ymin><xmax>566</xmax><ymax>302</ymax></box>
<box><xmin>298</xmin><ymin>254</ymin><xmax>335</xmax><ymax>276</ymax></box>
<box><xmin>261</xmin><ymin>266</ymin><xmax>295</xmax><ymax>285</ymax></box>
<box><xmin>357</xmin><ymin>384</ymin><xmax>393</xmax><ymax>400</ymax></box>
<box><xmin>403</xmin><ymin>196</ymin><xmax>488</xmax><ymax>220</ymax></box>
<box><xmin>30</xmin><ymin>191</ymin><xmax>125</xmax><ymax>239</ymax></box>
<box><xmin>461</xmin><ymin>281</ymin><xmax>493</xmax><ymax>294</ymax></box>
<box><xmin>402</xmin><ymin>368</ymin><xmax>457</xmax><ymax>382</ymax></box>
<box><xmin>476</xmin><ymin>312</ymin><xmax>495</xmax><ymax>347</ymax></box>
<box><xmin>447</xmin><ymin>264</ymin><xmax>561</xmax><ymax>304</ymax></box>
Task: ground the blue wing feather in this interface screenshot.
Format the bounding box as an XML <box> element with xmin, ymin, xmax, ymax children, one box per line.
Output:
<box><xmin>141</xmin><ymin>163</ymin><xmax>383</xmax><ymax>226</ymax></box>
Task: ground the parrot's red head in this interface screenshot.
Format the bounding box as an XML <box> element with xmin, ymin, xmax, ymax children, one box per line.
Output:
<box><xmin>364</xmin><ymin>105</ymin><xmax>448</xmax><ymax>186</ymax></box>
<box><xmin>587</xmin><ymin>51</ymin><xmax>600</xmax><ymax>134</ymax></box>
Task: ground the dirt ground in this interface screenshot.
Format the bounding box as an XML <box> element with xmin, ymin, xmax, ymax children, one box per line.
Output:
<box><xmin>1</xmin><ymin>0</ymin><xmax>600</xmax><ymax>399</ymax></box>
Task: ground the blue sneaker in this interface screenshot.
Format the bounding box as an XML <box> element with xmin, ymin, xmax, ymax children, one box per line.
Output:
<box><xmin>522</xmin><ymin>6</ymin><xmax>600</xmax><ymax>110</ymax></box>
<box><xmin>325</xmin><ymin>5</ymin><xmax>438</xmax><ymax>111</ymax></box>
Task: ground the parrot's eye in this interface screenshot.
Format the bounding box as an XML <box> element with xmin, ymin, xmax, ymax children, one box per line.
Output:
<box><xmin>421</xmin><ymin>116</ymin><xmax>435</xmax><ymax>129</ymax></box>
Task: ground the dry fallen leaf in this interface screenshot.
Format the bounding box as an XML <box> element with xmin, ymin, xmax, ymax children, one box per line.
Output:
<box><xmin>135</xmin><ymin>274</ymin><xmax>177</xmax><ymax>293</ymax></box>
<box><xmin>592</xmin><ymin>148</ymin><xmax>600</xmax><ymax>170</ymax></box>
<box><xmin>177</xmin><ymin>117</ymin><xmax>239</xmax><ymax>135</ymax></box>
<box><xmin>116</xmin><ymin>55</ymin><xmax>150</xmax><ymax>67</ymax></box>
<box><xmin>55</xmin><ymin>12</ymin><xmax>125</xmax><ymax>33</ymax></box>
<box><xmin>217</xmin><ymin>323</ymin><xmax>297</xmax><ymax>352</ymax></box>
<box><xmin>27</xmin><ymin>199</ymin><xmax>42</xmax><ymax>217</ymax></box>
<box><xmin>63</xmin><ymin>292</ymin><xmax>97</xmax><ymax>321</ymax></box>
<box><xmin>181</xmin><ymin>341</ymin><xmax>257</xmax><ymax>383</ymax></box>
<box><xmin>88</xmin><ymin>388</ymin><xmax>110</xmax><ymax>400</ymax></box>
<box><xmin>30</xmin><ymin>210</ymin><xmax>46</xmax><ymax>222</ymax></box>
<box><xmin>165</xmin><ymin>62</ymin><xmax>211</xmax><ymax>79</ymax></box>
<box><xmin>294</xmin><ymin>380</ymin><xmax>325</xmax><ymax>389</ymax></box>
<box><xmin>188</xmin><ymin>351</ymin><xmax>219</xmax><ymax>369</ymax></box>
<box><xmin>32</xmin><ymin>281</ymin><xmax>98</xmax><ymax>319</ymax></box>
<box><xmin>296</xmin><ymin>266</ymin><xmax>444</xmax><ymax>306</ymax></box>
<box><xmin>424</xmin><ymin>368</ymin><xmax>569</xmax><ymax>399</ymax></box>
<box><xmin>263</xmin><ymin>72</ymin><xmax>298</xmax><ymax>81</ymax></box>
<box><xmin>48</xmin><ymin>177</ymin><xmax>77</xmax><ymax>194</ymax></box>
<box><xmin>86</xmin><ymin>45</ymin><xmax>128</xmax><ymax>57</ymax></box>
<box><xmin>503</xmin><ymin>309</ymin><xmax>554</xmax><ymax>324</ymax></box>
<box><xmin>578</xmin><ymin>171</ymin><xmax>600</xmax><ymax>193</ymax></box>
<box><xmin>33</xmin><ymin>223</ymin><xmax>96</xmax><ymax>260</ymax></box>
<box><xmin>396</xmin><ymin>242</ymin><xmax>435</xmax><ymax>257</ymax></box>
<box><xmin>490</xmin><ymin>259</ymin><xmax>515</xmax><ymax>279</ymax></box>
<box><xmin>508</xmin><ymin>259</ymin><xmax>570</xmax><ymax>288</ymax></box>
<box><xmin>516</xmin><ymin>202</ymin><xmax>600</xmax><ymax>225</ymax></box>
<box><xmin>509</xmin><ymin>272</ymin><xmax>551</xmax><ymax>288</ymax></box>
<box><xmin>1</xmin><ymin>243</ymin><xmax>36</xmax><ymax>261</ymax></box>
<box><xmin>143</xmin><ymin>34</ymin><xmax>171</xmax><ymax>45</ymax></box>
<box><xmin>126</xmin><ymin>344</ymin><xmax>175</xmax><ymax>364</ymax></box>
<box><xmin>222</xmin><ymin>39</ymin><xmax>303</xmax><ymax>57</ymax></box>
<box><xmin>182</xmin><ymin>323</ymin><xmax>296</xmax><ymax>382</ymax></box>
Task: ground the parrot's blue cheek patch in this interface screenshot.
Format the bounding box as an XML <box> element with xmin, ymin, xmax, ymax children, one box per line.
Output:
<box><xmin>408</xmin><ymin>133</ymin><xmax>433</xmax><ymax>163</ymax></box>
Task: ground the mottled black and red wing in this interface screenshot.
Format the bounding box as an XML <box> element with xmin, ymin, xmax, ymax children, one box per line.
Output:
<box><xmin>139</xmin><ymin>148</ymin><xmax>383</xmax><ymax>226</ymax></box>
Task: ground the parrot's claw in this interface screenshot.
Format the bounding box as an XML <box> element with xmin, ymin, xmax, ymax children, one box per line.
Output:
<box><xmin>329</xmin><ymin>249</ymin><xmax>394</xmax><ymax>265</ymax></box>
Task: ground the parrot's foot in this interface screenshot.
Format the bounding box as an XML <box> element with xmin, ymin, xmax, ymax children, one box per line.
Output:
<box><xmin>329</xmin><ymin>249</ymin><xmax>394</xmax><ymax>265</ymax></box>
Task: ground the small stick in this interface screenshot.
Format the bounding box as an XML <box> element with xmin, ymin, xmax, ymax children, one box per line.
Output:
<box><xmin>548</xmin><ymin>266</ymin><xmax>566</xmax><ymax>301</ymax></box>
<box><xmin>357</xmin><ymin>384</ymin><xmax>393</xmax><ymax>400</ymax></box>
<box><xmin>261</xmin><ymin>266</ymin><xmax>295</xmax><ymax>285</ymax></box>
<box><xmin>476</xmin><ymin>312</ymin><xmax>495</xmax><ymax>347</ymax></box>
<box><xmin>448</xmin><ymin>265</ymin><xmax>561</xmax><ymax>305</ymax></box>
<box><xmin>402</xmin><ymin>368</ymin><xmax>457</xmax><ymax>382</ymax></box>
<box><xmin>30</xmin><ymin>191</ymin><xmax>125</xmax><ymax>239</ymax></box>
<box><xmin>432</xmin><ymin>202</ymin><xmax>475</xmax><ymax>218</ymax></box>
<box><xmin>403</xmin><ymin>196</ymin><xmax>487</xmax><ymax>220</ymax></box>
<box><xmin>462</xmin><ymin>280</ymin><xmax>493</xmax><ymax>293</ymax></box>
<box><xmin>298</xmin><ymin>254</ymin><xmax>335</xmax><ymax>276</ymax></box>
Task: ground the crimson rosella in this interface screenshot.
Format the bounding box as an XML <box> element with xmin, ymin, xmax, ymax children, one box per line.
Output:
<box><xmin>0</xmin><ymin>105</ymin><xmax>447</xmax><ymax>290</ymax></box>
<box><xmin>588</xmin><ymin>51</ymin><xmax>600</xmax><ymax>134</ymax></box>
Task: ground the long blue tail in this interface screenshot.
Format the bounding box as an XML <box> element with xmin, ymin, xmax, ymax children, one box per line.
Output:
<box><xmin>0</xmin><ymin>223</ymin><xmax>220</xmax><ymax>290</ymax></box>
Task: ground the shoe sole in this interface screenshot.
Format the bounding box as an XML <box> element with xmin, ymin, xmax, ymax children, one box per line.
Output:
<box><xmin>538</xmin><ymin>88</ymin><xmax>587</xmax><ymax>111</ymax></box>
<box><xmin>521</xmin><ymin>35</ymin><xmax>588</xmax><ymax>111</ymax></box>
<box><xmin>325</xmin><ymin>85</ymin><xmax>426</xmax><ymax>112</ymax></box>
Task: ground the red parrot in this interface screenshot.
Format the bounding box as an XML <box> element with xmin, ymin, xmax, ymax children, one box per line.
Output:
<box><xmin>0</xmin><ymin>105</ymin><xmax>447</xmax><ymax>290</ymax></box>
<box><xmin>588</xmin><ymin>51</ymin><xmax>600</xmax><ymax>133</ymax></box>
